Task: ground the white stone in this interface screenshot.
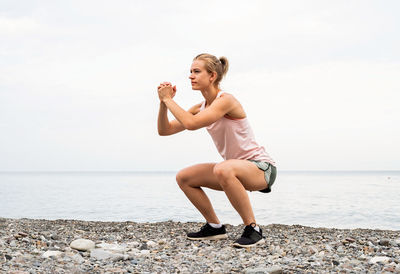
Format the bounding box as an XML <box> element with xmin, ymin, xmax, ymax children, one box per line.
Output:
<box><xmin>146</xmin><ymin>240</ymin><xmax>157</xmax><ymax>248</ymax></box>
<box><xmin>246</xmin><ymin>266</ymin><xmax>283</xmax><ymax>274</ymax></box>
<box><xmin>32</xmin><ymin>248</ymin><xmax>41</xmax><ymax>255</ymax></box>
<box><xmin>127</xmin><ymin>251</ymin><xmax>139</xmax><ymax>259</ymax></box>
<box><xmin>369</xmin><ymin>256</ymin><xmax>390</xmax><ymax>264</ymax></box>
<box><xmin>267</xmin><ymin>255</ymin><xmax>280</xmax><ymax>263</ymax></box>
<box><xmin>42</xmin><ymin>250</ymin><xmax>63</xmax><ymax>258</ymax></box>
<box><xmin>96</xmin><ymin>242</ymin><xmax>128</xmax><ymax>252</ymax></box>
<box><xmin>71</xmin><ymin>253</ymin><xmax>84</xmax><ymax>263</ymax></box>
<box><xmin>90</xmin><ymin>248</ymin><xmax>126</xmax><ymax>261</ymax></box>
<box><xmin>70</xmin><ymin>239</ymin><xmax>95</xmax><ymax>251</ymax></box>
<box><xmin>90</xmin><ymin>249</ymin><xmax>113</xmax><ymax>260</ymax></box>
<box><xmin>110</xmin><ymin>253</ymin><xmax>125</xmax><ymax>262</ymax></box>
<box><xmin>349</xmin><ymin>259</ymin><xmax>361</xmax><ymax>265</ymax></box>
<box><xmin>358</xmin><ymin>254</ymin><xmax>368</xmax><ymax>261</ymax></box>
<box><xmin>129</xmin><ymin>248</ymin><xmax>140</xmax><ymax>255</ymax></box>
<box><xmin>128</xmin><ymin>241</ymin><xmax>140</xmax><ymax>247</ymax></box>
<box><xmin>140</xmin><ymin>250</ymin><xmax>150</xmax><ymax>256</ymax></box>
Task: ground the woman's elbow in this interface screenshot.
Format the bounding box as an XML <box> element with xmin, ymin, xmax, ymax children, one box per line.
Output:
<box><xmin>158</xmin><ymin>128</ymin><xmax>169</xmax><ymax>136</ymax></box>
<box><xmin>184</xmin><ymin>122</ymin><xmax>200</xmax><ymax>131</ymax></box>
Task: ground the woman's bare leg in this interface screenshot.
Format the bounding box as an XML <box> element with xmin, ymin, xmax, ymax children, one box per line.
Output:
<box><xmin>213</xmin><ymin>160</ymin><xmax>268</xmax><ymax>226</ymax></box>
<box><xmin>176</xmin><ymin>163</ymin><xmax>223</xmax><ymax>224</ymax></box>
<box><xmin>177</xmin><ymin>160</ymin><xmax>268</xmax><ymax>226</ymax></box>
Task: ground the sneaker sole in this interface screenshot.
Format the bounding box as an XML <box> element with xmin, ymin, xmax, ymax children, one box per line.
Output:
<box><xmin>232</xmin><ymin>238</ymin><xmax>265</xmax><ymax>248</ymax></box>
<box><xmin>187</xmin><ymin>234</ymin><xmax>228</xmax><ymax>241</ymax></box>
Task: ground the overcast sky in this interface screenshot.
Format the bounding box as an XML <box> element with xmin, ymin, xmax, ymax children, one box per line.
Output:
<box><xmin>1</xmin><ymin>0</ymin><xmax>399</xmax><ymax>172</ymax></box>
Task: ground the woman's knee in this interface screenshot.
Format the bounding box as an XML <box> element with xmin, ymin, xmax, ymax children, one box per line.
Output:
<box><xmin>176</xmin><ymin>169</ymin><xmax>191</xmax><ymax>189</ymax></box>
<box><xmin>213</xmin><ymin>162</ymin><xmax>235</xmax><ymax>183</ymax></box>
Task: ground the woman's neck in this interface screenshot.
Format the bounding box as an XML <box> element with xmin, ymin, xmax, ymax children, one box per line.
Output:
<box><xmin>201</xmin><ymin>86</ymin><xmax>220</xmax><ymax>106</ymax></box>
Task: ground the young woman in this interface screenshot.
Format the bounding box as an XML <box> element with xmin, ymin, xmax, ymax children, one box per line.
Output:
<box><xmin>157</xmin><ymin>53</ymin><xmax>277</xmax><ymax>248</ymax></box>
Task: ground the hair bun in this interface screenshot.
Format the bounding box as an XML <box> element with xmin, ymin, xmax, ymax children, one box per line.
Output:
<box><xmin>219</xmin><ymin>56</ymin><xmax>229</xmax><ymax>77</ymax></box>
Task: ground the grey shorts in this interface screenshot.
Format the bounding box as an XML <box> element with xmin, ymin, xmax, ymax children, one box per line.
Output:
<box><xmin>248</xmin><ymin>160</ymin><xmax>277</xmax><ymax>193</ymax></box>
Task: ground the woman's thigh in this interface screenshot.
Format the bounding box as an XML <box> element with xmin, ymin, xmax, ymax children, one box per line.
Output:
<box><xmin>214</xmin><ymin>159</ymin><xmax>268</xmax><ymax>191</ymax></box>
<box><xmin>176</xmin><ymin>163</ymin><xmax>223</xmax><ymax>191</ymax></box>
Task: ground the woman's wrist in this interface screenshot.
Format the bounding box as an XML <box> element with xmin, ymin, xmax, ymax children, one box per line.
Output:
<box><xmin>162</xmin><ymin>97</ymin><xmax>173</xmax><ymax>104</ymax></box>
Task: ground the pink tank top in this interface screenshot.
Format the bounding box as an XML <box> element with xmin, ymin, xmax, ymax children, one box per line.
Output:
<box><xmin>200</xmin><ymin>91</ymin><xmax>276</xmax><ymax>166</ymax></box>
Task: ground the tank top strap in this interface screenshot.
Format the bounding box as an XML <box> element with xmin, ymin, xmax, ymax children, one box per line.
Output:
<box><xmin>200</xmin><ymin>100</ymin><xmax>206</xmax><ymax>111</ymax></box>
<box><xmin>200</xmin><ymin>91</ymin><xmax>225</xmax><ymax>111</ymax></box>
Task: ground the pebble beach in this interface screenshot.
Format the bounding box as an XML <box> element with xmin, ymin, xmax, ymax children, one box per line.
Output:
<box><xmin>1</xmin><ymin>217</ymin><xmax>400</xmax><ymax>273</ymax></box>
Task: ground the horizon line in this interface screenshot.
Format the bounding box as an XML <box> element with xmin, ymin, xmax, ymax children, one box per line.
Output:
<box><xmin>0</xmin><ymin>169</ymin><xmax>399</xmax><ymax>173</ymax></box>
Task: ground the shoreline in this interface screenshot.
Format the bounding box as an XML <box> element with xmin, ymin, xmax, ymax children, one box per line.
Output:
<box><xmin>1</xmin><ymin>218</ymin><xmax>399</xmax><ymax>273</ymax></box>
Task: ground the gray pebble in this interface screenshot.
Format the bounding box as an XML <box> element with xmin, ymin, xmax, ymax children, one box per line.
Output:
<box><xmin>1</xmin><ymin>218</ymin><xmax>399</xmax><ymax>273</ymax></box>
<box><xmin>379</xmin><ymin>239</ymin><xmax>390</xmax><ymax>246</ymax></box>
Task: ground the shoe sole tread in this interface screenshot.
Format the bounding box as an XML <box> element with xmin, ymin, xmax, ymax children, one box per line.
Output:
<box><xmin>232</xmin><ymin>238</ymin><xmax>265</xmax><ymax>248</ymax></box>
<box><xmin>187</xmin><ymin>234</ymin><xmax>228</xmax><ymax>241</ymax></box>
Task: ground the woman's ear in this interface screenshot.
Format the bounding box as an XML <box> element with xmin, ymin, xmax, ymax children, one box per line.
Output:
<box><xmin>209</xmin><ymin>71</ymin><xmax>217</xmax><ymax>83</ymax></box>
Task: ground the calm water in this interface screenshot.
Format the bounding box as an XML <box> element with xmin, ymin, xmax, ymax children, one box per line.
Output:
<box><xmin>0</xmin><ymin>171</ymin><xmax>399</xmax><ymax>230</ymax></box>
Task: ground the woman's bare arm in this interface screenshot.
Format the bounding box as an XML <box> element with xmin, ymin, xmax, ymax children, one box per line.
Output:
<box><xmin>161</xmin><ymin>93</ymin><xmax>237</xmax><ymax>130</ymax></box>
<box><xmin>158</xmin><ymin>101</ymin><xmax>202</xmax><ymax>136</ymax></box>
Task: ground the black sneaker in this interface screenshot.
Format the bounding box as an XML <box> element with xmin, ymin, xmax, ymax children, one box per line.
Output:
<box><xmin>233</xmin><ymin>224</ymin><xmax>265</xmax><ymax>248</ymax></box>
<box><xmin>187</xmin><ymin>223</ymin><xmax>228</xmax><ymax>240</ymax></box>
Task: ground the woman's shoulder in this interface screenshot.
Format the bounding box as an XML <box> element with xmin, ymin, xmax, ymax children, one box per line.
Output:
<box><xmin>218</xmin><ymin>91</ymin><xmax>246</xmax><ymax>117</ymax></box>
<box><xmin>218</xmin><ymin>91</ymin><xmax>240</xmax><ymax>105</ymax></box>
<box><xmin>218</xmin><ymin>91</ymin><xmax>235</xmax><ymax>100</ymax></box>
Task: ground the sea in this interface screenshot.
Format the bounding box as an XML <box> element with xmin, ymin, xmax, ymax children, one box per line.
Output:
<box><xmin>0</xmin><ymin>171</ymin><xmax>399</xmax><ymax>231</ymax></box>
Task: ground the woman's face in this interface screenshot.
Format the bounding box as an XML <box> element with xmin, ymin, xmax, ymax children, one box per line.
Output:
<box><xmin>189</xmin><ymin>60</ymin><xmax>214</xmax><ymax>90</ymax></box>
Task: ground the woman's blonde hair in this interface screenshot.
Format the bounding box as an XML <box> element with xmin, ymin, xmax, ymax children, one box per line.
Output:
<box><xmin>194</xmin><ymin>53</ymin><xmax>229</xmax><ymax>87</ymax></box>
